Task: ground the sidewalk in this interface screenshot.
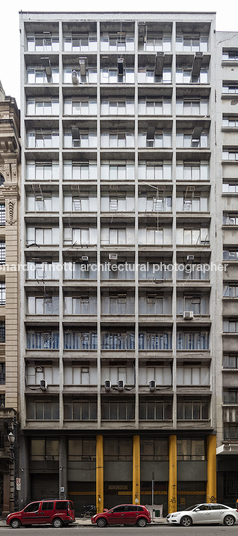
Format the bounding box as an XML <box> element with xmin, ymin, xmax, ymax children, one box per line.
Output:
<box><xmin>0</xmin><ymin>517</ymin><xmax>167</xmax><ymax>527</ymax></box>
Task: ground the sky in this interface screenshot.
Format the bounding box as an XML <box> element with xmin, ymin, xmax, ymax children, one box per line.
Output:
<box><xmin>0</xmin><ymin>0</ymin><xmax>238</xmax><ymax>107</ymax></box>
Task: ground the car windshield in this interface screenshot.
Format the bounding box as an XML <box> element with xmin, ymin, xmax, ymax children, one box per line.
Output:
<box><xmin>185</xmin><ymin>504</ymin><xmax>199</xmax><ymax>511</ymax></box>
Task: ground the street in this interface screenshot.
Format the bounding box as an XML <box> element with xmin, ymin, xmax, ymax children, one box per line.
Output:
<box><xmin>0</xmin><ymin>526</ymin><xmax>238</xmax><ymax>535</ymax></box>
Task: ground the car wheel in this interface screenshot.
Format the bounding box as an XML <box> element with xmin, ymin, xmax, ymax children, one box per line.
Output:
<box><xmin>10</xmin><ymin>519</ymin><xmax>21</xmax><ymax>529</ymax></box>
<box><xmin>52</xmin><ymin>517</ymin><xmax>63</xmax><ymax>528</ymax></box>
<box><xmin>137</xmin><ymin>517</ymin><xmax>147</xmax><ymax>527</ymax></box>
<box><xmin>180</xmin><ymin>516</ymin><xmax>192</xmax><ymax>527</ymax></box>
<box><xmin>224</xmin><ymin>515</ymin><xmax>235</xmax><ymax>526</ymax></box>
<box><xmin>96</xmin><ymin>518</ymin><xmax>107</xmax><ymax>528</ymax></box>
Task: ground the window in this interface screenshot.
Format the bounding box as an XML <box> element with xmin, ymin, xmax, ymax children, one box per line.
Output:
<box><xmin>0</xmin><ymin>323</ymin><xmax>5</xmax><ymax>343</ymax></box>
<box><xmin>101</xmin><ymin>294</ymin><xmax>134</xmax><ymax>315</ymax></box>
<box><xmin>27</xmin><ymin>296</ymin><xmax>59</xmax><ymax>315</ymax></box>
<box><xmin>27</xmin><ymin>331</ymin><xmax>59</xmax><ymax>350</ymax></box>
<box><xmin>138</xmin><ymin>67</ymin><xmax>171</xmax><ymax>84</ymax></box>
<box><xmin>223</xmin><ymin>115</ymin><xmax>238</xmax><ymax>127</ymax></box>
<box><xmin>139</xmin><ymin>399</ymin><xmax>172</xmax><ymax>420</ymax></box>
<box><xmin>139</xmin><ymin>34</ymin><xmax>171</xmax><ymax>52</ymax></box>
<box><xmin>223</xmin><ymin>214</ymin><xmax>238</xmax><ymax>225</ymax></box>
<box><xmin>27</xmin><ymin>365</ymin><xmax>59</xmax><ymax>386</ymax></box>
<box><xmin>27</xmin><ymin>99</ymin><xmax>59</xmax><ymax>115</ymax></box>
<box><xmin>64</xmin><ymin>195</ymin><xmax>97</xmax><ymax>212</ymax></box>
<box><xmin>224</xmin><ymin>424</ymin><xmax>238</xmax><ymax>439</ymax></box>
<box><xmin>42</xmin><ymin>502</ymin><xmax>54</xmax><ymax>511</ymax></box>
<box><xmin>101</xmin><ymin>131</ymin><xmax>134</xmax><ymax>148</ymax></box>
<box><xmin>176</xmin><ymin>34</ymin><xmax>208</xmax><ymax>52</ymax></box>
<box><xmin>138</xmin><ymin>260</ymin><xmax>172</xmax><ymax>281</ymax></box>
<box><xmin>224</xmin><ymin>285</ymin><xmax>238</xmax><ymax>298</ymax></box>
<box><xmin>139</xmin><ymin>366</ymin><xmax>171</xmax><ymax>386</ymax></box>
<box><xmin>177</xmin><ymin>367</ymin><xmax>210</xmax><ymax>386</ymax></box>
<box><xmin>176</xmin><ymin>68</ymin><xmax>208</xmax><ymax>84</ymax></box>
<box><xmin>176</xmin><ymin>263</ymin><xmax>210</xmax><ymax>280</ymax></box>
<box><xmin>64</xmin><ymin>130</ymin><xmax>97</xmax><ymax>148</ymax></box>
<box><xmin>223</xmin><ymin>150</ymin><xmax>238</xmax><ymax>161</ymax></box>
<box><xmin>138</xmin><ymin>227</ymin><xmax>172</xmax><ymax>245</ymax></box>
<box><xmin>27</xmin><ymin>262</ymin><xmax>59</xmax><ymax>281</ymax></box>
<box><xmin>223</xmin><ymin>320</ymin><xmax>238</xmax><ymax>333</ymax></box>
<box><xmin>64</xmin><ymin>33</ymin><xmax>97</xmax><ymax>51</ymax></box>
<box><xmin>223</xmin><ymin>249</ymin><xmax>238</xmax><ymax>261</ymax></box>
<box><xmin>0</xmin><ymin>175</ymin><xmax>5</xmax><ymax>186</ymax></box>
<box><xmin>140</xmin><ymin>438</ymin><xmax>169</xmax><ymax>460</ymax></box>
<box><xmin>176</xmin><ymin>161</ymin><xmax>209</xmax><ymax>181</ymax></box>
<box><xmin>64</xmin><ymin>399</ymin><xmax>97</xmax><ymax>420</ymax></box>
<box><xmin>64</xmin><ymin>99</ymin><xmax>97</xmax><ymax>116</ymax></box>
<box><xmin>139</xmin><ymin>131</ymin><xmax>172</xmax><ymax>148</ymax></box>
<box><xmin>101</xmin><ymin>226</ymin><xmax>135</xmax><ymax>245</ymax></box>
<box><xmin>177</xmin><ymin>331</ymin><xmax>209</xmax><ymax>350</ymax></box>
<box><xmin>101</xmin><ymin>33</ymin><xmax>134</xmax><ymax>52</ymax></box>
<box><xmin>26</xmin><ymin>193</ymin><xmax>59</xmax><ymax>212</ymax></box>
<box><xmin>31</xmin><ymin>438</ymin><xmax>59</xmax><ymax>460</ymax></box>
<box><xmin>176</xmin><ymin>132</ymin><xmax>208</xmax><ymax>148</ymax></box>
<box><xmin>176</xmin><ymin>100</ymin><xmax>208</xmax><ymax>116</ymax></box>
<box><xmin>138</xmin><ymin>195</ymin><xmax>172</xmax><ymax>212</ymax></box>
<box><xmin>100</xmin><ymin>67</ymin><xmax>134</xmax><ymax>84</ymax></box>
<box><xmin>177</xmin><ymin>399</ymin><xmax>209</xmax><ymax>420</ymax></box>
<box><xmin>177</xmin><ymin>439</ymin><xmax>205</xmax><ymax>460</ymax></box>
<box><xmin>101</xmin><ymin>161</ymin><xmax>134</xmax><ymax>181</ymax></box>
<box><xmin>223</xmin><ymin>355</ymin><xmax>238</xmax><ymax>368</ymax></box>
<box><xmin>222</xmin><ymin>50</ymin><xmax>238</xmax><ymax>61</ymax></box>
<box><xmin>0</xmin><ymin>243</ymin><xmax>5</xmax><ymax>265</ymax></box>
<box><xmin>139</xmin><ymin>294</ymin><xmax>172</xmax><ymax>315</ymax></box>
<box><xmin>176</xmin><ymin>227</ymin><xmax>209</xmax><ymax>245</ymax></box>
<box><xmin>64</xmin><ymin>366</ymin><xmax>96</xmax><ymax>386</ymax></box>
<box><xmin>176</xmin><ymin>196</ymin><xmax>208</xmax><ymax>212</ymax></box>
<box><xmin>26</xmin><ymin>227</ymin><xmax>59</xmax><ymax>246</ymax></box>
<box><xmin>223</xmin><ymin>84</ymin><xmax>238</xmax><ymax>94</ymax></box>
<box><xmin>0</xmin><ymin>205</ymin><xmax>5</xmax><ymax>226</ymax></box>
<box><xmin>27</xmin><ymin>67</ymin><xmax>59</xmax><ymax>84</ymax></box>
<box><xmin>139</xmin><ymin>331</ymin><xmax>172</xmax><ymax>350</ymax></box>
<box><xmin>101</xmin><ymin>399</ymin><xmax>135</xmax><ymax>420</ymax></box>
<box><xmin>176</xmin><ymin>295</ymin><xmax>209</xmax><ymax>315</ymax></box>
<box><xmin>68</xmin><ymin>439</ymin><xmax>96</xmax><ymax>460</ymax></box>
<box><xmin>0</xmin><ymin>283</ymin><xmax>5</xmax><ymax>305</ymax></box>
<box><xmin>0</xmin><ymin>364</ymin><xmax>5</xmax><ymax>385</ymax></box>
<box><xmin>101</xmin><ymin>99</ymin><xmax>134</xmax><ymax>115</ymax></box>
<box><xmin>101</xmin><ymin>366</ymin><xmax>134</xmax><ymax>386</ymax></box>
<box><xmin>100</xmin><ymin>195</ymin><xmax>135</xmax><ymax>212</ymax></box>
<box><xmin>26</xmin><ymin>400</ymin><xmax>59</xmax><ymax>420</ymax></box>
<box><xmin>63</xmin><ymin>226</ymin><xmax>97</xmax><ymax>246</ymax></box>
<box><xmin>64</xmin><ymin>331</ymin><xmax>97</xmax><ymax>350</ymax></box>
<box><xmin>64</xmin><ymin>261</ymin><xmax>96</xmax><ymax>281</ymax></box>
<box><xmin>27</xmin><ymin>34</ymin><xmax>59</xmax><ymax>52</ymax></box>
<box><xmin>27</xmin><ymin>130</ymin><xmax>59</xmax><ymax>148</ymax></box>
<box><xmin>223</xmin><ymin>389</ymin><xmax>238</xmax><ymax>404</ymax></box>
<box><xmin>0</xmin><ymin>394</ymin><xmax>5</xmax><ymax>407</ymax></box>
<box><xmin>138</xmin><ymin>161</ymin><xmax>172</xmax><ymax>181</ymax></box>
<box><xmin>223</xmin><ymin>181</ymin><xmax>238</xmax><ymax>193</ymax></box>
<box><xmin>64</xmin><ymin>295</ymin><xmax>97</xmax><ymax>315</ymax></box>
<box><xmin>24</xmin><ymin>503</ymin><xmax>40</xmax><ymax>513</ymax></box>
<box><xmin>64</xmin><ymin>160</ymin><xmax>97</xmax><ymax>181</ymax></box>
<box><xmin>26</xmin><ymin>161</ymin><xmax>59</xmax><ymax>181</ymax></box>
<box><xmin>138</xmin><ymin>99</ymin><xmax>171</xmax><ymax>115</ymax></box>
<box><xmin>101</xmin><ymin>332</ymin><xmax>135</xmax><ymax>350</ymax></box>
<box><xmin>63</xmin><ymin>67</ymin><xmax>97</xmax><ymax>84</ymax></box>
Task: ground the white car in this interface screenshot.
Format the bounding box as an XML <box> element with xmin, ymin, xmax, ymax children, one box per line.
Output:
<box><xmin>166</xmin><ymin>503</ymin><xmax>238</xmax><ymax>527</ymax></box>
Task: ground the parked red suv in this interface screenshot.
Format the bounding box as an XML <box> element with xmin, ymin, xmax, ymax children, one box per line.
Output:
<box><xmin>91</xmin><ymin>504</ymin><xmax>151</xmax><ymax>527</ymax></box>
<box><xmin>6</xmin><ymin>499</ymin><xmax>75</xmax><ymax>528</ymax></box>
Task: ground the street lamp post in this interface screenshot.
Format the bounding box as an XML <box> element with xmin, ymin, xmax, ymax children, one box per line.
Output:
<box><xmin>8</xmin><ymin>416</ymin><xmax>17</xmax><ymax>511</ymax></box>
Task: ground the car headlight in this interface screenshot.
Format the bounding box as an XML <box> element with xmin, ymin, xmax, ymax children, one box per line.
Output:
<box><xmin>171</xmin><ymin>514</ymin><xmax>178</xmax><ymax>517</ymax></box>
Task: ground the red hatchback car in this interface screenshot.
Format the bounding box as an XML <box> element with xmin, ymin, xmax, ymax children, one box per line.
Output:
<box><xmin>6</xmin><ymin>499</ymin><xmax>75</xmax><ymax>529</ymax></box>
<box><xmin>91</xmin><ymin>504</ymin><xmax>151</xmax><ymax>527</ymax></box>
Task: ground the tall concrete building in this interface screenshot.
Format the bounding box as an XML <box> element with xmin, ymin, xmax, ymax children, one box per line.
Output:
<box><xmin>18</xmin><ymin>11</ymin><xmax>238</xmax><ymax>515</ymax></box>
<box><xmin>0</xmin><ymin>83</ymin><xmax>20</xmax><ymax>515</ymax></box>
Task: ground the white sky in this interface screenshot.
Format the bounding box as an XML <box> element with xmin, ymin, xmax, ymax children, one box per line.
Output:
<box><xmin>0</xmin><ymin>0</ymin><xmax>237</xmax><ymax>107</ymax></box>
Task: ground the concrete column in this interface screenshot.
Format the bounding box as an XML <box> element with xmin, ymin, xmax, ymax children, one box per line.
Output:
<box><xmin>132</xmin><ymin>435</ymin><xmax>140</xmax><ymax>505</ymax></box>
<box><xmin>168</xmin><ymin>435</ymin><xmax>177</xmax><ymax>513</ymax></box>
<box><xmin>206</xmin><ymin>435</ymin><xmax>217</xmax><ymax>502</ymax></box>
<box><xmin>2</xmin><ymin>472</ymin><xmax>10</xmax><ymax>518</ymax></box>
<box><xmin>96</xmin><ymin>435</ymin><xmax>103</xmax><ymax>513</ymax></box>
<box><xmin>59</xmin><ymin>436</ymin><xmax>67</xmax><ymax>499</ymax></box>
<box><xmin>18</xmin><ymin>435</ymin><xmax>30</xmax><ymax>508</ymax></box>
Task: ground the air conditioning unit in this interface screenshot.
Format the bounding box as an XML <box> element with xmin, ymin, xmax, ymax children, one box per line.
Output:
<box><xmin>79</xmin><ymin>58</ymin><xmax>86</xmax><ymax>76</ymax></box>
<box><xmin>149</xmin><ymin>380</ymin><xmax>156</xmax><ymax>391</ymax></box>
<box><xmin>183</xmin><ymin>311</ymin><xmax>194</xmax><ymax>320</ymax></box>
<box><xmin>82</xmin><ymin>256</ymin><xmax>89</xmax><ymax>261</ymax></box>
<box><xmin>40</xmin><ymin>379</ymin><xmax>47</xmax><ymax>391</ymax></box>
<box><xmin>104</xmin><ymin>380</ymin><xmax>111</xmax><ymax>392</ymax></box>
<box><xmin>187</xmin><ymin>255</ymin><xmax>194</xmax><ymax>261</ymax></box>
<box><xmin>72</xmin><ymin>70</ymin><xmax>78</xmax><ymax>85</ymax></box>
<box><xmin>109</xmin><ymin>253</ymin><xmax>118</xmax><ymax>260</ymax></box>
<box><xmin>118</xmin><ymin>380</ymin><xmax>124</xmax><ymax>391</ymax></box>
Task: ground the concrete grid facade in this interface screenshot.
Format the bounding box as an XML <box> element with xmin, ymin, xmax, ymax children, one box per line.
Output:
<box><xmin>18</xmin><ymin>11</ymin><xmax>238</xmax><ymax>515</ymax></box>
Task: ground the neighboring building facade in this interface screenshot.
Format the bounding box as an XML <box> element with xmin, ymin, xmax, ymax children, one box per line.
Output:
<box><xmin>0</xmin><ymin>83</ymin><xmax>20</xmax><ymax>515</ymax></box>
<box><xmin>18</xmin><ymin>11</ymin><xmax>237</xmax><ymax>515</ymax></box>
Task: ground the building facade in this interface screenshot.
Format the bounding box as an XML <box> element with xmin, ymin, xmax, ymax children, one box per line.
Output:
<box><xmin>18</xmin><ymin>11</ymin><xmax>237</xmax><ymax>515</ymax></box>
<box><xmin>0</xmin><ymin>83</ymin><xmax>20</xmax><ymax>515</ymax></box>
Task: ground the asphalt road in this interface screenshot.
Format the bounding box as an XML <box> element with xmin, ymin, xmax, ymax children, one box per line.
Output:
<box><xmin>1</xmin><ymin>526</ymin><xmax>238</xmax><ymax>535</ymax></box>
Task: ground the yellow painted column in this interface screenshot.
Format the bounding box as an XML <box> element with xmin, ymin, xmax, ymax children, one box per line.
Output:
<box><xmin>168</xmin><ymin>435</ymin><xmax>177</xmax><ymax>513</ymax></box>
<box><xmin>206</xmin><ymin>435</ymin><xmax>217</xmax><ymax>503</ymax></box>
<box><xmin>96</xmin><ymin>435</ymin><xmax>104</xmax><ymax>513</ymax></box>
<box><xmin>133</xmin><ymin>435</ymin><xmax>140</xmax><ymax>505</ymax></box>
